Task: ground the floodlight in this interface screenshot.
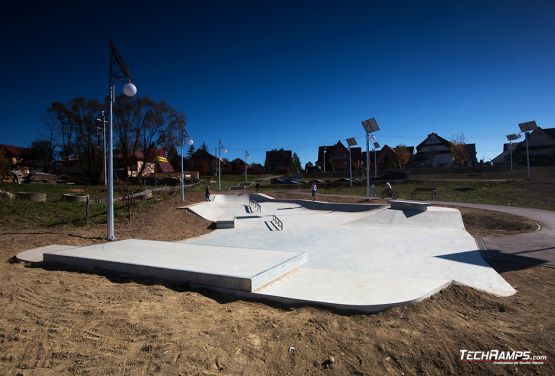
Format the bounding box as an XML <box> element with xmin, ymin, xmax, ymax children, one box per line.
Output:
<box><xmin>518</xmin><ymin>121</ymin><xmax>537</xmax><ymax>132</ymax></box>
<box><xmin>362</xmin><ymin>117</ymin><xmax>379</xmax><ymax>133</ymax></box>
<box><xmin>346</xmin><ymin>137</ymin><xmax>357</xmax><ymax>146</ymax></box>
<box><xmin>506</xmin><ymin>134</ymin><xmax>520</xmax><ymax>141</ymax></box>
<box><xmin>122</xmin><ymin>82</ymin><xmax>137</xmax><ymax>97</ymax></box>
<box><xmin>187</xmin><ymin>139</ymin><xmax>194</xmax><ymax>145</ymax></box>
<box><xmin>374</xmin><ymin>142</ymin><xmax>380</xmax><ymax>149</ymax></box>
<box><xmin>369</xmin><ymin>134</ymin><xmax>377</xmax><ymax>143</ymax></box>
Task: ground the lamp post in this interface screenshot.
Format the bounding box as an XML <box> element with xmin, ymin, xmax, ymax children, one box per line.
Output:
<box><xmin>518</xmin><ymin>121</ymin><xmax>538</xmax><ymax>179</ymax></box>
<box><xmin>217</xmin><ymin>139</ymin><xmax>227</xmax><ymax>190</ymax></box>
<box><xmin>370</xmin><ymin>135</ymin><xmax>379</xmax><ymax>178</ymax></box>
<box><xmin>244</xmin><ymin>150</ymin><xmax>249</xmax><ymax>183</ymax></box>
<box><xmin>361</xmin><ymin>117</ymin><xmax>380</xmax><ymax>199</ymax></box>
<box><xmin>180</xmin><ymin>131</ymin><xmax>194</xmax><ymax>202</ymax></box>
<box><xmin>96</xmin><ymin>110</ymin><xmax>108</xmax><ymax>186</ymax></box>
<box><xmin>107</xmin><ymin>40</ymin><xmax>138</xmax><ymax>241</ymax></box>
<box><xmin>346</xmin><ymin>137</ymin><xmax>357</xmax><ymax>187</ymax></box>
<box><xmin>323</xmin><ymin>146</ymin><xmax>327</xmax><ymax>174</ymax></box>
<box><xmin>506</xmin><ymin>133</ymin><xmax>521</xmax><ymax>171</ymax></box>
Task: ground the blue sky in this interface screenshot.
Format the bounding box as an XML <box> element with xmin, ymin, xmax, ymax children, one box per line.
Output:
<box><xmin>1</xmin><ymin>0</ymin><xmax>554</xmax><ymax>165</ymax></box>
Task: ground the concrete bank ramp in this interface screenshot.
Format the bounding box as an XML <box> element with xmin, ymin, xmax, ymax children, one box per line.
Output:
<box><xmin>348</xmin><ymin>206</ymin><xmax>466</xmax><ymax>230</ymax></box>
<box><xmin>42</xmin><ymin>239</ymin><xmax>307</xmax><ymax>292</ymax></box>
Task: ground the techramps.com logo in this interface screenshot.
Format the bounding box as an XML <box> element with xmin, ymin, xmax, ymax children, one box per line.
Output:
<box><xmin>460</xmin><ymin>349</ymin><xmax>547</xmax><ymax>365</ymax></box>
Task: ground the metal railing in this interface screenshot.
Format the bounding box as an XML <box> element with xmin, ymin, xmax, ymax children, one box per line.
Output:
<box><xmin>249</xmin><ymin>199</ymin><xmax>261</xmax><ymax>213</ymax></box>
<box><xmin>271</xmin><ymin>215</ymin><xmax>283</xmax><ymax>231</ymax></box>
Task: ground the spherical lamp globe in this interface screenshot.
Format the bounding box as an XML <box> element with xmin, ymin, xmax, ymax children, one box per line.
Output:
<box><xmin>122</xmin><ymin>82</ymin><xmax>137</xmax><ymax>97</ymax></box>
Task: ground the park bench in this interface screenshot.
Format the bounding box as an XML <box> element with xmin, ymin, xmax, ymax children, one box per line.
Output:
<box><xmin>411</xmin><ymin>187</ymin><xmax>437</xmax><ymax>200</ymax></box>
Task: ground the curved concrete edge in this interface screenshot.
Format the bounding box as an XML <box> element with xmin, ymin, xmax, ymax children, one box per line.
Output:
<box><xmin>249</xmin><ymin>193</ymin><xmax>386</xmax><ymax>213</ymax></box>
<box><xmin>16</xmin><ymin>244</ymin><xmax>79</xmax><ymax>264</ymax></box>
<box><xmin>191</xmin><ymin>280</ymin><xmax>455</xmax><ymax>313</ymax></box>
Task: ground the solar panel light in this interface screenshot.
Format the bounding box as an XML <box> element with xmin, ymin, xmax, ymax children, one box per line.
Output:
<box><xmin>506</xmin><ymin>133</ymin><xmax>521</xmax><ymax>141</ymax></box>
<box><xmin>361</xmin><ymin>117</ymin><xmax>380</xmax><ymax>133</ymax></box>
<box><xmin>518</xmin><ymin>121</ymin><xmax>537</xmax><ymax>132</ymax></box>
<box><xmin>346</xmin><ymin>137</ymin><xmax>357</xmax><ymax>146</ymax></box>
<box><xmin>374</xmin><ymin>142</ymin><xmax>380</xmax><ymax>149</ymax></box>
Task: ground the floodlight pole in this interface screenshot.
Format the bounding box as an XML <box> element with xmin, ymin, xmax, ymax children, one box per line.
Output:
<box><xmin>348</xmin><ymin>145</ymin><xmax>353</xmax><ymax>187</ymax></box>
<box><xmin>365</xmin><ymin>132</ymin><xmax>370</xmax><ymax>198</ymax></box>
<box><xmin>510</xmin><ymin>140</ymin><xmax>514</xmax><ymax>171</ymax></box>
<box><xmin>373</xmin><ymin>145</ymin><xmax>377</xmax><ymax>177</ymax></box>
<box><xmin>180</xmin><ymin>141</ymin><xmax>184</xmax><ymax>202</ymax></box>
<box><xmin>244</xmin><ymin>150</ymin><xmax>248</xmax><ymax>183</ymax></box>
<box><xmin>323</xmin><ymin>147</ymin><xmax>327</xmax><ymax>174</ymax></box>
<box><xmin>106</xmin><ymin>39</ymin><xmax>137</xmax><ymax>241</ymax></box>
<box><xmin>217</xmin><ymin>139</ymin><xmax>226</xmax><ymax>191</ymax></box>
<box><xmin>107</xmin><ymin>84</ymin><xmax>115</xmax><ymax>240</ymax></box>
<box><xmin>525</xmin><ymin>131</ymin><xmax>530</xmax><ymax>179</ymax></box>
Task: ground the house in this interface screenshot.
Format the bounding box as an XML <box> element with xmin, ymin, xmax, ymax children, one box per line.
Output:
<box><xmin>0</xmin><ymin>144</ymin><xmax>28</xmax><ymax>165</ymax></box>
<box><xmin>265</xmin><ymin>149</ymin><xmax>292</xmax><ymax>173</ymax></box>
<box><xmin>317</xmin><ymin>141</ymin><xmax>362</xmax><ymax>172</ymax></box>
<box><xmin>515</xmin><ymin>127</ymin><xmax>555</xmax><ymax>165</ymax></box>
<box><xmin>361</xmin><ymin>145</ymin><xmax>415</xmax><ymax>170</ymax></box>
<box><xmin>492</xmin><ymin>127</ymin><xmax>555</xmax><ymax>166</ymax></box>
<box><xmin>491</xmin><ymin>143</ymin><xmax>519</xmax><ymax>166</ymax></box>
<box><xmin>414</xmin><ymin>133</ymin><xmax>477</xmax><ymax>167</ymax></box>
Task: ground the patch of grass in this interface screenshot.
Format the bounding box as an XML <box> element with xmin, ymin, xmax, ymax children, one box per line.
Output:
<box><xmin>0</xmin><ymin>183</ymin><xmax>174</xmax><ymax>229</ymax></box>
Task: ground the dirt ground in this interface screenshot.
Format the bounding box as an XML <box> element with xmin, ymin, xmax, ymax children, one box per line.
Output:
<box><xmin>0</xmin><ymin>192</ymin><xmax>553</xmax><ymax>375</ymax></box>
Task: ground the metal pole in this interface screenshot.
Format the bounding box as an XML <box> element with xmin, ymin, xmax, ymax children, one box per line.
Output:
<box><xmin>218</xmin><ymin>140</ymin><xmax>221</xmax><ymax>191</ymax></box>
<box><xmin>244</xmin><ymin>150</ymin><xmax>248</xmax><ymax>183</ymax></box>
<box><xmin>374</xmin><ymin>146</ymin><xmax>377</xmax><ymax>177</ymax></box>
<box><xmin>102</xmin><ymin>111</ymin><xmax>107</xmax><ymax>186</ymax></box>
<box><xmin>180</xmin><ymin>142</ymin><xmax>184</xmax><ymax>202</ymax></box>
<box><xmin>509</xmin><ymin>140</ymin><xmax>513</xmax><ymax>171</ymax></box>
<box><xmin>366</xmin><ymin>132</ymin><xmax>370</xmax><ymax>198</ymax></box>
<box><xmin>348</xmin><ymin>146</ymin><xmax>352</xmax><ymax>187</ymax></box>
<box><xmin>107</xmin><ymin>84</ymin><xmax>115</xmax><ymax>240</ymax></box>
<box><xmin>323</xmin><ymin>150</ymin><xmax>326</xmax><ymax>174</ymax></box>
<box><xmin>525</xmin><ymin>132</ymin><xmax>530</xmax><ymax>178</ymax></box>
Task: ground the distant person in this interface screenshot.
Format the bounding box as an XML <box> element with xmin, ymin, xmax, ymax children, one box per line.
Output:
<box><xmin>205</xmin><ymin>186</ymin><xmax>210</xmax><ymax>201</ymax></box>
<box><xmin>255</xmin><ymin>181</ymin><xmax>260</xmax><ymax>192</ymax></box>
<box><xmin>311</xmin><ymin>182</ymin><xmax>317</xmax><ymax>201</ymax></box>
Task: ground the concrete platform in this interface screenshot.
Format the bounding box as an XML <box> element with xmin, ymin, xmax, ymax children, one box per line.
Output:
<box><xmin>216</xmin><ymin>216</ymin><xmax>236</xmax><ymax>229</ymax></box>
<box><xmin>16</xmin><ymin>244</ymin><xmax>79</xmax><ymax>263</ymax></box>
<box><xmin>42</xmin><ymin>239</ymin><xmax>307</xmax><ymax>292</ymax></box>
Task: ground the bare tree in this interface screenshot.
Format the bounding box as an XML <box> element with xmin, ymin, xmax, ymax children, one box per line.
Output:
<box><xmin>450</xmin><ymin>133</ymin><xmax>469</xmax><ymax>166</ymax></box>
<box><xmin>395</xmin><ymin>145</ymin><xmax>412</xmax><ymax>169</ymax></box>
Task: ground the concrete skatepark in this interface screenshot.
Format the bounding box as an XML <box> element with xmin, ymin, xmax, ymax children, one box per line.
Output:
<box><xmin>17</xmin><ymin>193</ymin><xmax>516</xmax><ymax>312</ymax></box>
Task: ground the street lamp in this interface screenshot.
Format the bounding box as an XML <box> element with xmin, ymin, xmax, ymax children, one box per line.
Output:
<box><xmin>518</xmin><ymin>121</ymin><xmax>538</xmax><ymax>179</ymax></box>
<box><xmin>244</xmin><ymin>150</ymin><xmax>249</xmax><ymax>183</ymax></box>
<box><xmin>180</xmin><ymin>130</ymin><xmax>194</xmax><ymax>202</ymax></box>
<box><xmin>361</xmin><ymin>117</ymin><xmax>380</xmax><ymax>199</ymax></box>
<box><xmin>506</xmin><ymin>133</ymin><xmax>521</xmax><ymax>171</ymax></box>
<box><xmin>96</xmin><ymin>110</ymin><xmax>108</xmax><ymax>186</ymax></box>
<box><xmin>323</xmin><ymin>146</ymin><xmax>327</xmax><ymax>174</ymax></box>
<box><xmin>107</xmin><ymin>40</ymin><xmax>138</xmax><ymax>241</ymax></box>
<box><xmin>346</xmin><ymin>137</ymin><xmax>357</xmax><ymax>186</ymax></box>
<box><xmin>217</xmin><ymin>139</ymin><xmax>227</xmax><ymax>190</ymax></box>
<box><xmin>369</xmin><ymin>135</ymin><xmax>380</xmax><ymax>178</ymax></box>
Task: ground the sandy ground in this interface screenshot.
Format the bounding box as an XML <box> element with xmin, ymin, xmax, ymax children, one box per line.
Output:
<box><xmin>0</xmin><ymin>192</ymin><xmax>553</xmax><ymax>375</ymax></box>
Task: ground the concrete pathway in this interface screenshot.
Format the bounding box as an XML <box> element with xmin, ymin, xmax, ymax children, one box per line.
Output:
<box><xmin>432</xmin><ymin>201</ymin><xmax>555</xmax><ymax>267</ymax></box>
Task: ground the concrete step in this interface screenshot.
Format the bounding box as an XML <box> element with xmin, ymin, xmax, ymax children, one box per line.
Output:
<box><xmin>42</xmin><ymin>239</ymin><xmax>307</xmax><ymax>292</ymax></box>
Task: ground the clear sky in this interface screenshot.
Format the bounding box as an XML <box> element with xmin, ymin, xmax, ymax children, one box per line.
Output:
<box><xmin>1</xmin><ymin>0</ymin><xmax>554</xmax><ymax>165</ymax></box>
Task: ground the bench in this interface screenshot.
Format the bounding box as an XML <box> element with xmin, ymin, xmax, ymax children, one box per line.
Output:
<box><xmin>411</xmin><ymin>187</ymin><xmax>437</xmax><ymax>199</ymax></box>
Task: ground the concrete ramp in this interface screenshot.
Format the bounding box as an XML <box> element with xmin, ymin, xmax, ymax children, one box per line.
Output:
<box><xmin>42</xmin><ymin>239</ymin><xmax>307</xmax><ymax>292</ymax></box>
<box><xmin>349</xmin><ymin>206</ymin><xmax>466</xmax><ymax>230</ymax></box>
